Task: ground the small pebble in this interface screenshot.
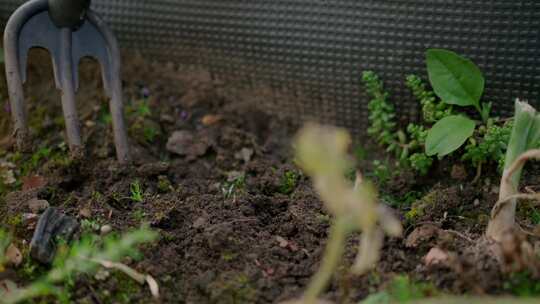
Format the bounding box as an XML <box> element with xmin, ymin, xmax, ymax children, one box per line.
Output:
<box><xmin>474</xmin><ymin>199</ymin><xmax>480</xmax><ymax>206</ymax></box>
<box><xmin>100</xmin><ymin>225</ymin><xmax>112</xmax><ymax>235</ymax></box>
<box><xmin>79</xmin><ymin>207</ymin><xmax>92</xmax><ymax>218</ymax></box>
<box><xmin>28</xmin><ymin>198</ymin><xmax>50</xmax><ymax>214</ymax></box>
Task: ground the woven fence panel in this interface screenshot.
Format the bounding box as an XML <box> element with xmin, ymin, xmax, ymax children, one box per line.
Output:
<box><xmin>1</xmin><ymin>0</ymin><xmax>539</xmax><ymax>135</ymax></box>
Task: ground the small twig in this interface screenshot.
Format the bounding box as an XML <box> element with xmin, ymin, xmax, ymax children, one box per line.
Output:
<box><xmin>445</xmin><ymin>229</ymin><xmax>474</xmax><ymax>243</ymax></box>
<box><xmin>472</xmin><ymin>162</ymin><xmax>482</xmax><ymax>184</ymax></box>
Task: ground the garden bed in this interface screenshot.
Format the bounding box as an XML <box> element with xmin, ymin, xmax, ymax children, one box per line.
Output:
<box><xmin>1</xmin><ymin>50</ymin><xmax>540</xmax><ymax>303</ymax></box>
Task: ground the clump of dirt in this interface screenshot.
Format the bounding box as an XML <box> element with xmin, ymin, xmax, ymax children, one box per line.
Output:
<box><xmin>1</xmin><ymin>50</ymin><xmax>539</xmax><ymax>304</ymax></box>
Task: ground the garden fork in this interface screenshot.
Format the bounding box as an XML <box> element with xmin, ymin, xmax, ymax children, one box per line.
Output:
<box><xmin>4</xmin><ymin>0</ymin><xmax>130</xmax><ymax>163</ymax></box>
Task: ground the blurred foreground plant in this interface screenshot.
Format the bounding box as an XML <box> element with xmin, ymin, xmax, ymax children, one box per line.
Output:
<box><xmin>0</xmin><ymin>226</ymin><xmax>158</xmax><ymax>303</ymax></box>
<box><xmin>487</xmin><ymin>100</ymin><xmax>540</xmax><ymax>241</ymax></box>
<box><xmin>290</xmin><ymin>123</ymin><xmax>402</xmax><ymax>304</ymax></box>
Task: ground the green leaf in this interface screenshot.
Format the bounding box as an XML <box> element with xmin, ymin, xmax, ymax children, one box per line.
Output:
<box><xmin>426</xmin><ymin>49</ymin><xmax>484</xmax><ymax>108</ymax></box>
<box><xmin>425</xmin><ymin>115</ymin><xmax>475</xmax><ymax>157</ymax></box>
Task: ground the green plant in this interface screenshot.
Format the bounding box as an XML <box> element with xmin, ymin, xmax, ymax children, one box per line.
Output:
<box><xmin>129</xmin><ymin>180</ymin><xmax>144</xmax><ymax>203</ymax></box>
<box><xmin>426</xmin><ymin>49</ymin><xmax>491</xmax><ymax>123</ymax></box>
<box><xmin>423</xmin><ymin>49</ymin><xmax>495</xmax><ymax>157</ymax></box>
<box><xmin>364</xmin><ymin>49</ymin><xmax>506</xmax><ymax>177</ymax></box>
<box><xmin>371</xmin><ymin>160</ymin><xmax>392</xmax><ymax>184</ymax></box>
<box><xmin>143</xmin><ymin>126</ymin><xmax>159</xmax><ymax>143</ymax></box>
<box><xmin>425</xmin><ymin>115</ymin><xmax>476</xmax><ymax>157</ymax></box>
<box><xmin>462</xmin><ymin>120</ymin><xmax>513</xmax><ymax>172</ymax></box>
<box><xmin>221</xmin><ymin>173</ymin><xmax>245</xmax><ymax>199</ymax></box>
<box><xmin>0</xmin><ymin>227</ymin><xmax>157</xmax><ymax>304</ymax></box>
<box><xmin>0</xmin><ymin>229</ymin><xmax>11</xmax><ymax>269</ymax></box>
<box><xmin>362</xmin><ymin>274</ymin><xmax>438</xmax><ymax>303</ymax></box>
<box><xmin>362</xmin><ymin>72</ymin><xmax>434</xmax><ymax>176</ymax></box>
<box><xmin>278</xmin><ymin>170</ymin><xmax>299</xmax><ymax>194</ymax></box>
<box><xmin>504</xmin><ymin>271</ymin><xmax>540</xmax><ymax>297</ymax></box>
<box><xmin>292</xmin><ymin>123</ymin><xmax>402</xmax><ymax>304</ymax></box>
<box><xmin>406</xmin><ymin>74</ymin><xmax>452</xmax><ymax>123</ymax></box>
<box><xmin>363</xmin><ymin>71</ymin><xmax>399</xmax><ymax>151</ymax></box>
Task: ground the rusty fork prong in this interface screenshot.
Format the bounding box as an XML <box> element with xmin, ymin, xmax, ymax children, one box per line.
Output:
<box><xmin>3</xmin><ymin>0</ymin><xmax>130</xmax><ymax>164</ymax></box>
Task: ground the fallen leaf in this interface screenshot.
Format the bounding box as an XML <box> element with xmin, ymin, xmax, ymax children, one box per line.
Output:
<box><xmin>6</xmin><ymin>244</ymin><xmax>23</xmax><ymax>267</ymax></box>
<box><xmin>22</xmin><ymin>175</ymin><xmax>47</xmax><ymax>191</ymax></box>
<box><xmin>424</xmin><ymin>247</ymin><xmax>449</xmax><ymax>266</ymax></box>
<box><xmin>201</xmin><ymin>114</ymin><xmax>223</xmax><ymax>126</ymax></box>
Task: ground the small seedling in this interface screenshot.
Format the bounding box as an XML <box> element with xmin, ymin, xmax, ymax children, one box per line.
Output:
<box><xmin>278</xmin><ymin>170</ymin><xmax>299</xmax><ymax>195</ymax></box>
<box><xmin>130</xmin><ymin>180</ymin><xmax>144</xmax><ymax>203</ymax></box>
<box><xmin>292</xmin><ymin>123</ymin><xmax>402</xmax><ymax>304</ymax></box>
<box><xmin>221</xmin><ymin>173</ymin><xmax>245</xmax><ymax>199</ymax></box>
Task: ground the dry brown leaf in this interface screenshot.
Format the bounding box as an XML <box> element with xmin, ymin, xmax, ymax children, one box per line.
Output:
<box><xmin>201</xmin><ymin>114</ymin><xmax>223</xmax><ymax>126</ymax></box>
<box><xmin>22</xmin><ymin>175</ymin><xmax>47</xmax><ymax>191</ymax></box>
<box><xmin>5</xmin><ymin>244</ymin><xmax>23</xmax><ymax>267</ymax></box>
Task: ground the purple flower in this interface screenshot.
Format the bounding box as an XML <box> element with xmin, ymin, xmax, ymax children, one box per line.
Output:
<box><xmin>180</xmin><ymin>110</ymin><xmax>189</xmax><ymax>120</ymax></box>
<box><xmin>141</xmin><ymin>87</ymin><xmax>150</xmax><ymax>98</ymax></box>
<box><xmin>4</xmin><ymin>101</ymin><xmax>10</xmax><ymax>113</ymax></box>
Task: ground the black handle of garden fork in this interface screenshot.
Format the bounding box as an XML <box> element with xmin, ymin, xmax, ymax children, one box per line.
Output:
<box><xmin>48</xmin><ymin>0</ymin><xmax>91</xmax><ymax>30</ymax></box>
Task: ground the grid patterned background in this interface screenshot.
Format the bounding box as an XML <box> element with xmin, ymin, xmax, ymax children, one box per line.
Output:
<box><xmin>2</xmin><ymin>0</ymin><xmax>540</xmax><ymax>135</ymax></box>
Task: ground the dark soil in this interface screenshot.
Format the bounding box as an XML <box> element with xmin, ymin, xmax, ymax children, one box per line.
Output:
<box><xmin>1</xmin><ymin>50</ymin><xmax>540</xmax><ymax>304</ymax></box>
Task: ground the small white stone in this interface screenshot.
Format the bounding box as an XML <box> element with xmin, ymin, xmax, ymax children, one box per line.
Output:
<box><xmin>100</xmin><ymin>225</ymin><xmax>113</xmax><ymax>235</ymax></box>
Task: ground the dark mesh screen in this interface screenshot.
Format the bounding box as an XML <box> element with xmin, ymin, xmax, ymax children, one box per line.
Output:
<box><xmin>2</xmin><ymin>0</ymin><xmax>540</xmax><ymax>135</ymax></box>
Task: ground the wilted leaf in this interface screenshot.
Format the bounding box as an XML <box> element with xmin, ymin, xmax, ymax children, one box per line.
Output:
<box><xmin>426</xmin><ymin>115</ymin><xmax>475</xmax><ymax>157</ymax></box>
<box><xmin>426</xmin><ymin>49</ymin><xmax>484</xmax><ymax>108</ymax></box>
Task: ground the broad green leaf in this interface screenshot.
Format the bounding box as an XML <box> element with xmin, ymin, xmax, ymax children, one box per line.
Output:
<box><xmin>426</xmin><ymin>49</ymin><xmax>484</xmax><ymax>108</ymax></box>
<box><xmin>425</xmin><ymin>115</ymin><xmax>475</xmax><ymax>157</ymax></box>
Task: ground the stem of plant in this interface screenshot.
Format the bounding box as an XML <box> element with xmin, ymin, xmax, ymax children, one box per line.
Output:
<box><xmin>487</xmin><ymin>100</ymin><xmax>540</xmax><ymax>241</ymax></box>
<box><xmin>303</xmin><ymin>217</ymin><xmax>349</xmax><ymax>304</ymax></box>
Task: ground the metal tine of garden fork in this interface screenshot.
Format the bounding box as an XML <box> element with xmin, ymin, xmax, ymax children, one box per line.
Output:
<box><xmin>3</xmin><ymin>0</ymin><xmax>130</xmax><ymax>163</ymax></box>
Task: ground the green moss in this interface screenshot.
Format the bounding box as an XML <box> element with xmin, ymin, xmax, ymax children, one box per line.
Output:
<box><xmin>405</xmin><ymin>191</ymin><xmax>438</xmax><ymax>222</ymax></box>
<box><xmin>6</xmin><ymin>213</ymin><xmax>23</xmax><ymax>228</ymax></box>
<box><xmin>157</xmin><ymin>175</ymin><xmax>172</xmax><ymax>193</ymax></box>
<box><xmin>109</xmin><ymin>272</ymin><xmax>142</xmax><ymax>304</ymax></box>
<box><xmin>208</xmin><ymin>272</ymin><xmax>257</xmax><ymax>304</ymax></box>
<box><xmin>221</xmin><ymin>252</ymin><xmax>238</xmax><ymax>262</ymax></box>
